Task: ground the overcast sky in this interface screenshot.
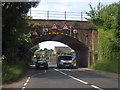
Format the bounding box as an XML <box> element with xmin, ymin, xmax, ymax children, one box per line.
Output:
<box><xmin>29</xmin><ymin>0</ymin><xmax>119</xmax><ymax>50</ymax></box>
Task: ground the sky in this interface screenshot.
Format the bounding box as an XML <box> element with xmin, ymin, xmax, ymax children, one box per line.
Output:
<box><xmin>29</xmin><ymin>0</ymin><xmax>119</xmax><ymax>50</ymax></box>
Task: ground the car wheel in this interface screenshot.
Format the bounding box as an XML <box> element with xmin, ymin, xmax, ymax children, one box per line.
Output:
<box><xmin>46</xmin><ymin>66</ymin><xmax>48</xmax><ymax>69</ymax></box>
<box><xmin>35</xmin><ymin>67</ymin><xmax>39</xmax><ymax>70</ymax></box>
<box><xmin>57</xmin><ymin>65</ymin><xmax>60</xmax><ymax>69</ymax></box>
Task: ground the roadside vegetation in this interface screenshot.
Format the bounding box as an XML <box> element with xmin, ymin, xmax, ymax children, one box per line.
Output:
<box><xmin>92</xmin><ymin>29</ymin><xmax>120</xmax><ymax>73</ymax></box>
<box><xmin>2</xmin><ymin>2</ymin><xmax>39</xmax><ymax>83</ymax></box>
<box><xmin>86</xmin><ymin>2</ymin><xmax>120</xmax><ymax>73</ymax></box>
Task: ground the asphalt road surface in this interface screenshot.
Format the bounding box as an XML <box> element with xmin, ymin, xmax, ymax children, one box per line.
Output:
<box><xmin>21</xmin><ymin>63</ymin><xmax>119</xmax><ymax>90</ymax></box>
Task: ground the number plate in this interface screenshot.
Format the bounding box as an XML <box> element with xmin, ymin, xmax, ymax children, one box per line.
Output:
<box><xmin>40</xmin><ymin>65</ymin><xmax>44</xmax><ymax>67</ymax></box>
<box><xmin>65</xmin><ymin>65</ymin><xmax>70</xmax><ymax>66</ymax></box>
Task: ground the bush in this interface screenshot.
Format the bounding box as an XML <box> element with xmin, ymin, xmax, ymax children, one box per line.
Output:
<box><xmin>2</xmin><ymin>62</ymin><xmax>28</xmax><ymax>84</ymax></box>
<box><xmin>91</xmin><ymin>29</ymin><xmax>120</xmax><ymax>73</ymax></box>
<box><xmin>94</xmin><ymin>51</ymin><xmax>98</xmax><ymax>62</ymax></box>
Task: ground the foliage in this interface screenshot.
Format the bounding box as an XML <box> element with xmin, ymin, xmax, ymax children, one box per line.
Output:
<box><xmin>93</xmin><ymin>51</ymin><xmax>98</xmax><ymax>62</ymax></box>
<box><xmin>91</xmin><ymin>59</ymin><xmax>120</xmax><ymax>73</ymax></box>
<box><xmin>97</xmin><ymin>29</ymin><xmax>119</xmax><ymax>61</ymax></box>
<box><xmin>91</xmin><ymin>29</ymin><xmax>120</xmax><ymax>73</ymax></box>
<box><xmin>33</xmin><ymin>48</ymin><xmax>54</xmax><ymax>59</ymax></box>
<box><xmin>98</xmin><ymin>3</ymin><xmax>118</xmax><ymax>30</ymax></box>
<box><xmin>86</xmin><ymin>2</ymin><xmax>119</xmax><ymax>30</ymax></box>
<box><xmin>2</xmin><ymin>2</ymin><xmax>39</xmax><ymax>83</ymax></box>
<box><xmin>87</xmin><ymin>2</ymin><xmax>120</xmax><ymax>73</ymax></box>
<box><xmin>56</xmin><ymin>49</ymin><xmax>65</xmax><ymax>56</ymax></box>
<box><xmin>86</xmin><ymin>2</ymin><xmax>104</xmax><ymax>27</ymax></box>
<box><xmin>2</xmin><ymin>2</ymin><xmax>39</xmax><ymax>65</ymax></box>
<box><xmin>2</xmin><ymin>61</ymin><xmax>28</xmax><ymax>83</ymax></box>
<box><xmin>31</xmin><ymin>44</ymin><xmax>39</xmax><ymax>52</ymax></box>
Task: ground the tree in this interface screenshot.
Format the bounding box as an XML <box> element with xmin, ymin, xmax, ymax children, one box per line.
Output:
<box><xmin>2</xmin><ymin>2</ymin><xmax>39</xmax><ymax>65</ymax></box>
<box><xmin>86</xmin><ymin>2</ymin><xmax>120</xmax><ymax>62</ymax></box>
<box><xmin>86</xmin><ymin>2</ymin><xmax>119</xmax><ymax>30</ymax></box>
<box><xmin>56</xmin><ymin>49</ymin><xmax>65</xmax><ymax>56</ymax></box>
<box><xmin>86</xmin><ymin>2</ymin><xmax>104</xmax><ymax>27</ymax></box>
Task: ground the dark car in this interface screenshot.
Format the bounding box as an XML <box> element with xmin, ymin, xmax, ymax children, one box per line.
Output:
<box><xmin>35</xmin><ymin>59</ymin><xmax>48</xmax><ymax>69</ymax></box>
<box><xmin>57</xmin><ymin>55</ymin><xmax>74</xmax><ymax>69</ymax></box>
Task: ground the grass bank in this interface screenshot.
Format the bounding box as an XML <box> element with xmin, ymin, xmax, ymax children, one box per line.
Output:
<box><xmin>91</xmin><ymin>29</ymin><xmax>120</xmax><ymax>73</ymax></box>
<box><xmin>91</xmin><ymin>60</ymin><xmax>120</xmax><ymax>73</ymax></box>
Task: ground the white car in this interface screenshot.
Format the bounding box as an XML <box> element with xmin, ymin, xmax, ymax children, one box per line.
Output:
<box><xmin>57</xmin><ymin>55</ymin><xmax>74</xmax><ymax>69</ymax></box>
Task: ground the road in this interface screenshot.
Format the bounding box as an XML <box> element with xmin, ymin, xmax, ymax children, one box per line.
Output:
<box><xmin>20</xmin><ymin>63</ymin><xmax>119</xmax><ymax>90</ymax></box>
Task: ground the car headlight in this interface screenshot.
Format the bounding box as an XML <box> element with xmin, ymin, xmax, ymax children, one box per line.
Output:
<box><xmin>60</xmin><ymin>60</ymin><xmax>65</xmax><ymax>64</ymax></box>
<box><xmin>61</xmin><ymin>60</ymin><xmax>66</xmax><ymax>63</ymax></box>
<box><xmin>69</xmin><ymin>60</ymin><xmax>73</xmax><ymax>63</ymax></box>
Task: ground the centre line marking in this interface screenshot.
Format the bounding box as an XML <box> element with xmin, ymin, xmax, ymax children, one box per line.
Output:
<box><xmin>55</xmin><ymin>69</ymin><xmax>103</xmax><ymax>90</ymax></box>
<box><xmin>91</xmin><ymin>85</ymin><xmax>103</xmax><ymax>90</ymax></box>
<box><xmin>68</xmin><ymin>75</ymin><xmax>88</xmax><ymax>84</ymax></box>
<box><xmin>59</xmin><ymin>71</ymin><xmax>68</xmax><ymax>75</ymax></box>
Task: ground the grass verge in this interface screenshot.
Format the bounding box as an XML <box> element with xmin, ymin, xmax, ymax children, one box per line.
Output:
<box><xmin>91</xmin><ymin>60</ymin><xmax>120</xmax><ymax>73</ymax></box>
<box><xmin>2</xmin><ymin>63</ymin><xmax>28</xmax><ymax>84</ymax></box>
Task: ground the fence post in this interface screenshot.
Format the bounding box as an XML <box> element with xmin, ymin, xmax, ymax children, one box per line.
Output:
<box><xmin>47</xmin><ymin>10</ymin><xmax>49</xmax><ymax>20</ymax></box>
<box><xmin>65</xmin><ymin>11</ymin><xmax>66</xmax><ymax>20</ymax></box>
<box><xmin>81</xmin><ymin>12</ymin><xmax>83</xmax><ymax>21</ymax></box>
<box><xmin>30</xmin><ymin>8</ymin><xmax>31</xmax><ymax>17</ymax></box>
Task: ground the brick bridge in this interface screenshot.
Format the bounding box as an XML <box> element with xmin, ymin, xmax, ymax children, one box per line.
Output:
<box><xmin>30</xmin><ymin>19</ymin><xmax>98</xmax><ymax>68</ymax></box>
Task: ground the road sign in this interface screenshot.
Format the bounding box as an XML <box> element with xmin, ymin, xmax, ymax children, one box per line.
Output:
<box><xmin>72</xmin><ymin>53</ymin><xmax>76</xmax><ymax>58</ymax></box>
<box><xmin>62</xmin><ymin>23</ymin><xmax>69</xmax><ymax>30</ymax></box>
<box><xmin>51</xmin><ymin>23</ymin><xmax>58</xmax><ymax>30</ymax></box>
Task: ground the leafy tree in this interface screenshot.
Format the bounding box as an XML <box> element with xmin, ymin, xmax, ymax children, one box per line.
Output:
<box><xmin>86</xmin><ymin>2</ymin><xmax>104</xmax><ymax>27</ymax></box>
<box><xmin>2</xmin><ymin>2</ymin><xmax>39</xmax><ymax>65</ymax></box>
<box><xmin>56</xmin><ymin>49</ymin><xmax>65</xmax><ymax>56</ymax></box>
<box><xmin>86</xmin><ymin>2</ymin><xmax>119</xmax><ymax>30</ymax></box>
<box><xmin>86</xmin><ymin>2</ymin><xmax>103</xmax><ymax>18</ymax></box>
<box><xmin>86</xmin><ymin>2</ymin><xmax>120</xmax><ymax>63</ymax></box>
<box><xmin>99</xmin><ymin>3</ymin><xmax>118</xmax><ymax>29</ymax></box>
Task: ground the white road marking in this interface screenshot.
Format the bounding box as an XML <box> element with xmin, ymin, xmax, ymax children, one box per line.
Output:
<box><xmin>45</xmin><ymin>70</ymin><xmax>47</xmax><ymax>73</ymax></box>
<box><xmin>26</xmin><ymin>79</ymin><xmax>29</xmax><ymax>83</ymax></box>
<box><xmin>54</xmin><ymin>69</ymin><xmax>59</xmax><ymax>71</ymax></box>
<box><xmin>21</xmin><ymin>70</ymin><xmax>48</xmax><ymax>90</ymax></box>
<box><xmin>59</xmin><ymin>71</ymin><xmax>68</xmax><ymax>75</ymax></box>
<box><xmin>91</xmin><ymin>85</ymin><xmax>103</xmax><ymax>90</ymax></box>
<box><xmin>28</xmin><ymin>77</ymin><xmax>30</xmax><ymax>80</ymax></box>
<box><xmin>24</xmin><ymin>82</ymin><xmax>27</xmax><ymax>86</ymax></box>
<box><xmin>55</xmin><ymin>69</ymin><xmax>103</xmax><ymax>90</ymax></box>
<box><xmin>68</xmin><ymin>75</ymin><xmax>88</xmax><ymax>84</ymax></box>
<box><xmin>21</xmin><ymin>87</ymin><xmax>25</xmax><ymax>90</ymax></box>
<box><xmin>21</xmin><ymin>76</ymin><xmax>31</xmax><ymax>90</ymax></box>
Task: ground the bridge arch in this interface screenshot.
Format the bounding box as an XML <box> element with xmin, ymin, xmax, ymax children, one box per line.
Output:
<box><xmin>32</xmin><ymin>34</ymin><xmax>89</xmax><ymax>68</ymax></box>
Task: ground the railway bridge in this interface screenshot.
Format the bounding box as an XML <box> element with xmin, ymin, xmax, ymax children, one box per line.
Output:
<box><xmin>30</xmin><ymin>19</ymin><xmax>98</xmax><ymax>67</ymax></box>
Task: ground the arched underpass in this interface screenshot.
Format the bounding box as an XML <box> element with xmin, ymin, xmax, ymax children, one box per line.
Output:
<box><xmin>32</xmin><ymin>34</ymin><xmax>89</xmax><ymax>68</ymax></box>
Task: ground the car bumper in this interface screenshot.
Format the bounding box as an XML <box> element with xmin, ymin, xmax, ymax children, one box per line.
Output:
<box><xmin>35</xmin><ymin>64</ymin><xmax>48</xmax><ymax>69</ymax></box>
<box><xmin>59</xmin><ymin>64</ymin><xmax>73</xmax><ymax>68</ymax></box>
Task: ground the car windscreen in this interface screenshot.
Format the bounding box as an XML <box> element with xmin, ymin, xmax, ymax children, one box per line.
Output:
<box><xmin>59</xmin><ymin>56</ymin><xmax>72</xmax><ymax>60</ymax></box>
<box><xmin>37</xmin><ymin>60</ymin><xmax>46</xmax><ymax>63</ymax></box>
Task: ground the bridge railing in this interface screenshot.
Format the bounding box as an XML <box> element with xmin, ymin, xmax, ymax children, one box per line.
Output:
<box><xmin>28</xmin><ymin>10</ymin><xmax>89</xmax><ymax>21</ymax></box>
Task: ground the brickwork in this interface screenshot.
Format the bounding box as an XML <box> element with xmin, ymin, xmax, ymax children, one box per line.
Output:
<box><xmin>31</xmin><ymin>19</ymin><xmax>98</xmax><ymax>67</ymax></box>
